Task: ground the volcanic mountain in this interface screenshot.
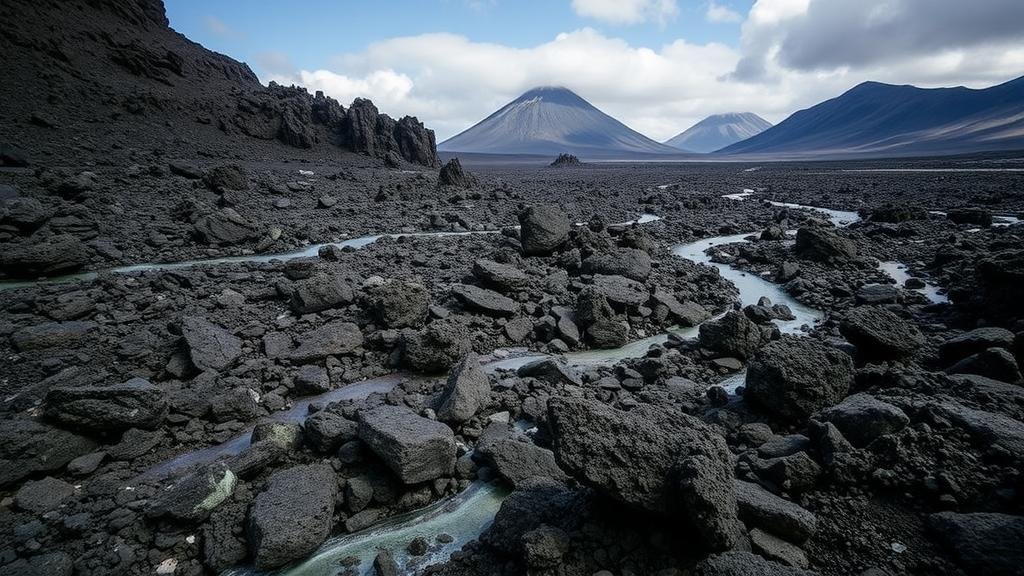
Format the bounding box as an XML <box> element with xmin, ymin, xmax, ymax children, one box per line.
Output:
<box><xmin>438</xmin><ymin>86</ymin><xmax>680</xmax><ymax>158</ymax></box>
<box><xmin>720</xmin><ymin>76</ymin><xmax>1024</xmax><ymax>157</ymax></box>
<box><xmin>0</xmin><ymin>0</ymin><xmax>438</xmax><ymax>167</ymax></box>
<box><xmin>663</xmin><ymin>113</ymin><xmax>772</xmax><ymax>153</ymax></box>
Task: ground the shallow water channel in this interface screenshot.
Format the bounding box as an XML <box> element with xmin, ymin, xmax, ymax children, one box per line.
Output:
<box><xmin>211</xmin><ymin>222</ymin><xmax>832</xmax><ymax>575</ymax></box>
<box><xmin>86</xmin><ymin>198</ymin><xmax>934</xmax><ymax>575</ymax></box>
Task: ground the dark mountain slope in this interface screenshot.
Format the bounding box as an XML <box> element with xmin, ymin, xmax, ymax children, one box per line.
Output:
<box><xmin>720</xmin><ymin>76</ymin><xmax>1024</xmax><ymax>157</ymax></box>
<box><xmin>0</xmin><ymin>0</ymin><xmax>437</xmax><ymax>167</ymax></box>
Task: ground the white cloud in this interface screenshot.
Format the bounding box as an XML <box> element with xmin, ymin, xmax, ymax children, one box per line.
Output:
<box><xmin>571</xmin><ymin>0</ymin><xmax>679</xmax><ymax>26</ymax></box>
<box><xmin>263</xmin><ymin>1</ymin><xmax>1024</xmax><ymax>143</ymax></box>
<box><xmin>267</xmin><ymin>69</ymin><xmax>415</xmax><ymax>113</ymax></box>
<box><xmin>706</xmin><ymin>2</ymin><xmax>742</xmax><ymax>23</ymax></box>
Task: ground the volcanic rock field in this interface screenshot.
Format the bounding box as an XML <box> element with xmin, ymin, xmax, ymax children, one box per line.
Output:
<box><xmin>2</xmin><ymin>1</ymin><xmax>1024</xmax><ymax>576</ymax></box>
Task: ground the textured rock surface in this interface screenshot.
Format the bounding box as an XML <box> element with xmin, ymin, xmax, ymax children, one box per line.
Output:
<box><xmin>358</xmin><ymin>405</ymin><xmax>456</xmax><ymax>484</ymax></box>
<box><xmin>734</xmin><ymin>479</ymin><xmax>817</xmax><ymax>543</ymax></box>
<box><xmin>180</xmin><ymin>317</ymin><xmax>242</xmax><ymax>372</ymax></box>
<box><xmin>45</xmin><ymin>377</ymin><xmax>167</xmax><ymax>431</ymax></box>
<box><xmin>794</xmin><ymin>226</ymin><xmax>856</xmax><ymax>262</ymax></box>
<box><xmin>519</xmin><ymin>205</ymin><xmax>570</xmax><ymax>255</ymax></box>
<box><xmin>839</xmin><ymin>306</ymin><xmax>924</xmax><ymax>360</ymax></box>
<box><xmin>699</xmin><ymin>310</ymin><xmax>771</xmax><ymax>360</ymax></box>
<box><xmin>928</xmin><ymin>512</ymin><xmax>1024</xmax><ymax>576</ymax></box>
<box><xmin>549</xmin><ymin>397</ymin><xmax>738</xmax><ymax>550</ymax></box>
<box><xmin>745</xmin><ymin>336</ymin><xmax>854</xmax><ymax>421</ymax></box>
<box><xmin>148</xmin><ymin>462</ymin><xmax>236</xmax><ymax>522</ymax></box>
<box><xmin>817</xmin><ymin>393</ymin><xmax>909</xmax><ymax>447</ymax></box>
<box><xmin>436</xmin><ymin>353</ymin><xmax>491</xmax><ymax>423</ymax></box>
<box><xmin>247</xmin><ymin>464</ymin><xmax>338</xmax><ymax>570</ymax></box>
<box><xmin>288</xmin><ymin>321</ymin><xmax>363</xmax><ymax>361</ymax></box>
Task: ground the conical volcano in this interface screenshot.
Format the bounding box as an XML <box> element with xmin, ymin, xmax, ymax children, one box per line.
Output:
<box><xmin>438</xmin><ymin>86</ymin><xmax>679</xmax><ymax>157</ymax></box>
<box><xmin>664</xmin><ymin>113</ymin><xmax>772</xmax><ymax>153</ymax></box>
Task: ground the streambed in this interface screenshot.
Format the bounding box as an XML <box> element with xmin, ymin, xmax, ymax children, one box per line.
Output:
<box><xmin>213</xmin><ymin>225</ymin><xmax>830</xmax><ymax>575</ymax></box>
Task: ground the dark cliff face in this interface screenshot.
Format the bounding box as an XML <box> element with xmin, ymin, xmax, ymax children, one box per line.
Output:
<box><xmin>0</xmin><ymin>0</ymin><xmax>438</xmax><ymax>166</ymax></box>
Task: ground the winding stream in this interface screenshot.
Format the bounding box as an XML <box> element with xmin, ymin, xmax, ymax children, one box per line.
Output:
<box><xmin>222</xmin><ymin>482</ymin><xmax>509</xmax><ymax>576</ymax></box>
<box><xmin>209</xmin><ymin>207</ymin><xmax>847</xmax><ymax>575</ymax></box>
<box><xmin>213</xmin><ymin>226</ymin><xmax>828</xmax><ymax>575</ymax></box>
<box><xmin>88</xmin><ymin>196</ymin><xmax>936</xmax><ymax>575</ymax></box>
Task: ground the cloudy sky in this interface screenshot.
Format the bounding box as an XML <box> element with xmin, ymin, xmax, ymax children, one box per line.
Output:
<box><xmin>165</xmin><ymin>0</ymin><xmax>1024</xmax><ymax>142</ymax></box>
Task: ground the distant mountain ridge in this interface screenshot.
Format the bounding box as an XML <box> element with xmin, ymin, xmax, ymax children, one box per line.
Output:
<box><xmin>664</xmin><ymin>113</ymin><xmax>772</xmax><ymax>153</ymax></box>
<box><xmin>438</xmin><ymin>86</ymin><xmax>681</xmax><ymax>157</ymax></box>
<box><xmin>720</xmin><ymin>76</ymin><xmax>1024</xmax><ymax>157</ymax></box>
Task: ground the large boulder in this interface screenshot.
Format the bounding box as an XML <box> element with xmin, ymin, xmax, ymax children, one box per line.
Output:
<box><xmin>147</xmin><ymin>462</ymin><xmax>236</xmax><ymax>522</ymax></box>
<box><xmin>734</xmin><ymin>479</ymin><xmax>817</xmax><ymax>543</ymax></box>
<box><xmin>816</xmin><ymin>393</ymin><xmax>909</xmax><ymax>447</ymax></box>
<box><xmin>45</xmin><ymin>377</ymin><xmax>167</xmax><ymax>431</ymax></box>
<box><xmin>745</xmin><ymin>336</ymin><xmax>854</xmax><ymax>421</ymax></box>
<box><xmin>582</xmin><ymin>248</ymin><xmax>652</xmax><ymax>280</ymax></box>
<box><xmin>946</xmin><ymin>207</ymin><xmax>993</xmax><ymax>227</ymax></box>
<box><xmin>699</xmin><ymin>310</ymin><xmax>771</xmax><ymax>360</ymax></box>
<box><xmin>928</xmin><ymin>512</ymin><xmax>1024</xmax><ymax>576</ymax></box>
<box><xmin>451</xmin><ymin>284</ymin><xmax>518</xmax><ymax>316</ymax></box>
<box><xmin>0</xmin><ymin>419</ymin><xmax>97</xmax><ymax>488</ymax></box>
<box><xmin>694</xmin><ymin>551</ymin><xmax>817</xmax><ymax>576</ymax></box>
<box><xmin>203</xmin><ymin>164</ymin><xmax>249</xmax><ymax>192</ymax></box>
<box><xmin>303</xmin><ymin>410</ymin><xmax>358</xmax><ymax>453</ymax></box>
<box><xmin>193</xmin><ymin>208</ymin><xmax>260</xmax><ymax>245</ymax></box>
<box><xmin>358</xmin><ymin>405</ymin><xmax>456</xmax><ymax>484</ymax></box>
<box><xmin>437</xmin><ymin>158</ymin><xmax>476</xmax><ymax>188</ymax></box>
<box><xmin>929</xmin><ymin>400</ymin><xmax>1024</xmax><ymax>461</ymax></box>
<box><xmin>247</xmin><ymin>464</ymin><xmax>338</xmax><ymax>570</ymax></box>
<box><xmin>401</xmin><ymin>316</ymin><xmax>472</xmax><ymax>373</ymax></box>
<box><xmin>363</xmin><ymin>280</ymin><xmax>430</xmax><ymax>328</ymax></box>
<box><xmin>517</xmin><ymin>358</ymin><xmax>582</xmax><ymax>386</ymax></box>
<box><xmin>548</xmin><ymin>397</ymin><xmax>739</xmax><ymax>550</ymax></box>
<box><xmin>519</xmin><ymin>205</ymin><xmax>570</xmax><ymax>255</ymax></box>
<box><xmin>13</xmin><ymin>477</ymin><xmax>76</xmax><ymax>514</ymax></box>
<box><xmin>1</xmin><ymin>197</ymin><xmax>50</xmax><ymax>232</ymax></box>
<box><xmin>290</xmin><ymin>274</ymin><xmax>354</xmax><ymax>314</ymax></box>
<box><xmin>180</xmin><ymin>317</ymin><xmax>242</xmax><ymax>372</ymax></box>
<box><xmin>968</xmin><ymin>249</ymin><xmax>1024</xmax><ymax>317</ymax></box>
<box><xmin>482</xmin><ymin>478</ymin><xmax>583</xmax><ymax>555</ymax></box>
<box><xmin>289</xmin><ymin>321</ymin><xmax>363</xmax><ymax>362</ymax></box>
<box><xmin>1</xmin><ymin>234</ymin><xmax>90</xmax><ymax>277</ymax></box>
<box><xmin>479</xmin><ymin>437</ymin><xmax>569</xmax><ymax>487</ymax></box>
<box><xmin>591</xmin><ymin>274</ymin><xmax>649</xmax><ymax>307</ymax></box>
<box><xmin>839</xmin><ymin>306</ymin><xmax>924</xmax><ymax>361</ymax></box>
<box><xmin>436</xmin><ymin>353</ymin><xmax>490</xmax><ymax>423</ymax></box>
<box><xmin>652</xmin><ymin>288</ymin><xmax>710</xmax><ymax>327</ymax></box>
<box><xmin>946</xmin><ymin>348</ymin><xmax>1022</xmax><ymax>384</ymax></box>
<box><xmin>794</xmin><ymin>226</ymin><xmax>856</xmax><ymax>262</ymax></box>
<box><xmin>939</xmin><ymin>327</ymin><xmax>1016</xmax><ymax>364</ymax></box>
<box><xmin>855</xmin><ymin>284</ymin><xmax>898</xmax><ymax>305</ymax></box>
<box><xmin>473</xmin><ymin>259</ymin><xmax>529</xmax><ymax>292</ymax></box>
<box><xmin>575</xmin><ymin>287</ymin><xmax>628</xmax><ymax>348</ymax></box>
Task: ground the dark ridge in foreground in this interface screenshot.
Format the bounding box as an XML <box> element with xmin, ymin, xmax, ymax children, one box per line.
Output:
<box><xmin>0</xmin><ymin>0</ymin><xmax>438</xmax><ymax>167</ymax></box>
